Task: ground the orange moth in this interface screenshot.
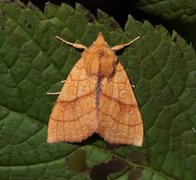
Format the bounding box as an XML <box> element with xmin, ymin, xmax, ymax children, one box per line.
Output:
<box><xmin>47</xmin><ymin>33</ymin><xmax>143</xmax><ymax>146</ymax></box>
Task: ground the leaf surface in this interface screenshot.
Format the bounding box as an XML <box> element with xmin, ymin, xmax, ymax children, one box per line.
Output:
<box><xmin>136</xmin><ymin>0</ymin><xmax>196</xmax><ymax>23</ymax></box>
<box><xmin>0</xmin><ymin>2</ymin><xmax>196</xmax><ymax>180</ymax></box>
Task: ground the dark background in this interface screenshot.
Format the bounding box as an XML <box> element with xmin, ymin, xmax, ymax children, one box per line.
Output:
<box><xmin>19</xmin><ymin>0</ymin><xmax>196</xmax><ymax>49</ymax></box>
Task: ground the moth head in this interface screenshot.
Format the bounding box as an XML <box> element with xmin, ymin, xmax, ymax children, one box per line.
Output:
<box><xmin>82</xmin><ymin>32</ymin><xmax>117</xmax><ymax>77</ymax></box>
<box><xmin>92</xmin><ymin>32</ymin><xmax>109</xmax><ymax>47</ymax></box>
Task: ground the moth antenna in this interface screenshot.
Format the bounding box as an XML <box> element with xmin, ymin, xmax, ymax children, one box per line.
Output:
<box><xmin>111</xmin><ymin>36</ymin><xmax>140</xmax><ymax>51</ymax></box>
<box><xmin>55</xmin><ymin>36</ymin><xmax>87</xmax><ymax>50</ymax></box>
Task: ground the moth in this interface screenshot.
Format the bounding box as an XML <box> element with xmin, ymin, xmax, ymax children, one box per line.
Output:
<box><xmin>47</xmin><ymin>33</ymin><xmax>143</xmax><ymax>146</ymax></box>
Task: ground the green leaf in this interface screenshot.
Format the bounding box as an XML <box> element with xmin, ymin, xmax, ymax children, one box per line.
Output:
<box><xmin>136</xmin><ymin>0</ymin><xmax>196</xmax><ymax>23</ymax></box>
<box><xmin>0</xmin><ymin>1</ymin><xmax>196</xmax><ymax>180</ymax></box>
<box><xmin>84</xmin><ymin>145</ymin><xmax>112</xmax><ymax>168</ymax></box>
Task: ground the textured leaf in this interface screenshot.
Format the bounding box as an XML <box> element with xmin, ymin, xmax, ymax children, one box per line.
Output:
<box><xmin>0</xmin><ymin>1</ymin><xmax>196</xmax><ymax>180</ymax></box>
<box><xmin>136</xmin><ymin>0</ymin><xmax>196</xmax><ymax>23</ymax></box>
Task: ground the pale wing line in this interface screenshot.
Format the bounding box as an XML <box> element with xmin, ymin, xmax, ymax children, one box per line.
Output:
<box><xmin>99</xmin><ymin>90</ymin><xmax>132</xmax><ymax>105</ymax></box>
<box><xmin>55</xmin><ymin>116</ymin><xmax>58</xmax><ymax>141</ymax></box>
<box><xmin>124</xmin><ymin>73</ymin><xmax>138</xmax><ymax>144</ymax></box>
<box><xmin>51</xmin><ymin>107</ymin><xmax>96</xmax><ymax>122</ymax></box>
<box><xmin>77</xmin><ymin>105</ymin><xmax>84</xmax><ymax>139</ymax></box>
<box><xmin>121</xmin><ymin>77</ymin><xmax>134</xmax><ymax>144</ymax></box>
<box><xmin>73</xmin><ymin>78</ymin><xmax>80</xmax><ymax>140</ymax></box>
<box><xmin>75</xmin><ymin>72</ymin><xmax>91</xmax><ymax>138</ymax></box>
<box><xmin>99</xmin><ymin>110</ymin><xmax>142</xmax><ymax>126</ymax></box>
<box><xmin>55</xmin><ymin>63</ymin><xmax>80</xmax><ymax>141</ymax></box>
<box><xmin>77</xmin><ymin>80</ymin><xmax>85</xmax><ymax>138</ymax></box>
<box><xmin>63</xmin><ymin>104</ymin><xmax>65</xmax><ymax>140</ymax></box>
<box><xmin>126</xmin><ymin>78</ymin><xmax>132</xmax><ymax>144</ymax></box>
<box><xmin>61</xmin><ymin>61</ymin><xmax>96</xmax><ymax>140</ymax></box>
<box><xmin>101</xmin><ymin>81</ymin><xmax>111</xmax><ymax>138</ymax></box>
<box><xmin>104</xmin><ymin>76</ymin><xmax>118</xmax><ymax>140</ymax></box>
<box><xmin>113</xmin><ymin>71</ymin><xmax>121</xmax><ymax>144</ymax></box>
<box><xmin>130</xmin><ymin>78</ymin><xmax>136</xmax><ymax>144</ymax></box>
<box><xmin>75</xmin><ymin>65</ymin><xmax>93</xmax><ymax>139</ymax></box>
<box><xmin>120</xmin><ymin>64</ymin><xmax>137</xmax><ymax>144</ymax></box>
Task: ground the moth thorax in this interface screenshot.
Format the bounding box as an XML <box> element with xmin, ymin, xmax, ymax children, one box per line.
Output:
<box><xmin>82</xmin><ymin>48</ymin><xmax>117</xmax><ymax>77</ymax></box>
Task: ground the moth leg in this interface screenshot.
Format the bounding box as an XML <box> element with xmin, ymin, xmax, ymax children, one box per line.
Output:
<box><xmin>55</xmin><ymin>36</ymin><xmax>87</xmax><ymax>50</ymax></box>
<box><xmin>47</xmin><ymin>80</ymin><xmax>66</xmax><ymax>95</ymax></box>
<box><xmin>111</xmin><ymin>36</ymin><xmax>140</xmax><ymax>51</ymax></box>
<box><xmin>46</xmin><ymin>92</ymin><xmax>60</xmax><ymax>95</ymax></box>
